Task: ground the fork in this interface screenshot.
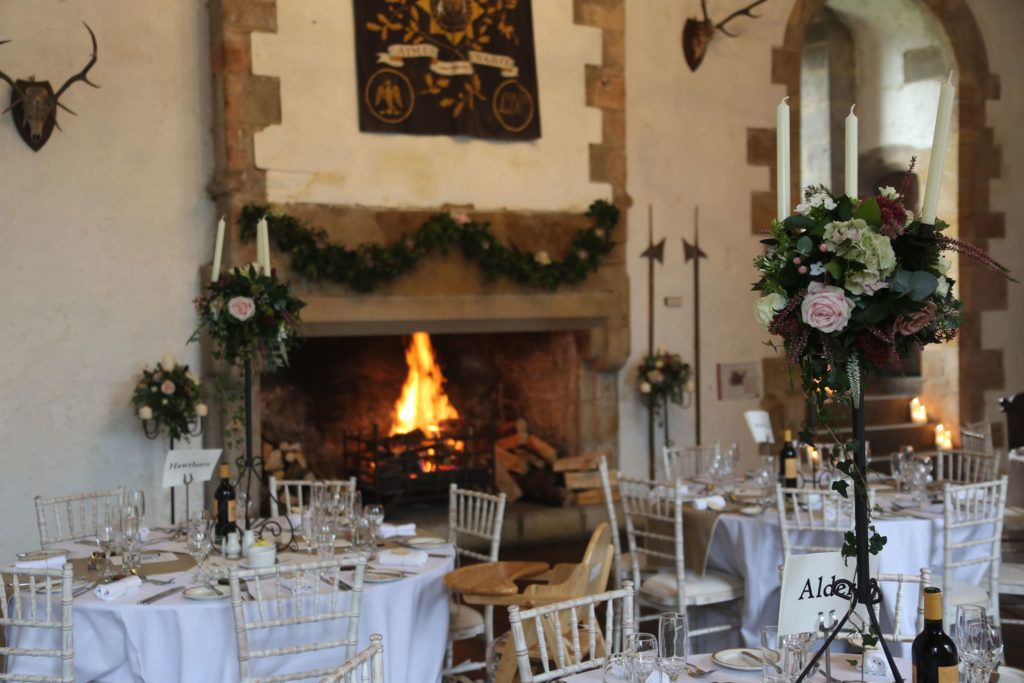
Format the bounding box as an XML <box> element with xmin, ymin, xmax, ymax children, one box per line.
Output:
<box><xmin>686</xmin><ymin>663</ymin><xmax>718</xmax><ymax>677</ymax></box>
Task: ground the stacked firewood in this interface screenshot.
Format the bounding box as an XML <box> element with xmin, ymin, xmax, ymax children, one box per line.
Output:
<box><xmin>493</xmin><ymin>420</ymin><xmax>612</xmax><ymax>506</ymax></box>
<box><xmin>262</xmin><ymin>440</ymin><xmax>314</xmax><ymax>482</ymax></box>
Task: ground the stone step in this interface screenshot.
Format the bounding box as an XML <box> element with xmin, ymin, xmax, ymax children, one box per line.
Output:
<box><xmin>863</xmin><ymin>375</ymin><xmax>924</xmax><ymax>395</ymax></box>
<box><xmin>814</xmin><ymin>421</ymin><xmax>935</xmax><ymax>454</ymax></box>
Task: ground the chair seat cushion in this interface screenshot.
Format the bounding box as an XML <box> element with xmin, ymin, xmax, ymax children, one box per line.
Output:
<box><xmin>449</xmin><ymin>601</ymin><xmax>485</xmax><ymax>637</ymax></box>
<box><xmin>1000</xmin><ymin>562</ymin><xmax>1024</xmax><ymax>594</ymax></box>
<box><xmin>640</xmin><ymin>569</ymin><xmax>743</xmax><ymax>607</ymax></box>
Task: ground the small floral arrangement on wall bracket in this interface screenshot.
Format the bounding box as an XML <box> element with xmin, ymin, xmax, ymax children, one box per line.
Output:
<box><xmin>132</xmin><ymin>354</ymin><xmax>207</xmax><ymax>442</ymax></box>
<box><xmin>190</xmin><ymin>265</ymin><xmax>305</xmax><ymax>371</ymax></box>
<box><xmin>236</xmin><ymin>199</ymin><xmax>620</xmax><ymax>293</ymax></box>
<box><xmin>753</xmin><ymin>163</ymin><xmax>1014</xmax><ymax>557</ymax></box>
<box><xmin>636</xmin><ymin>349</ymin><xmax>692</xmax><ymax>425</ymax></box>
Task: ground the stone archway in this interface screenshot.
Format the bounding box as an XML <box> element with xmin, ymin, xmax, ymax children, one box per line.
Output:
<box><xmin>749</xmin><ymin>0</ymin><xmax>1005</xmax><ymax>432</ymax></box>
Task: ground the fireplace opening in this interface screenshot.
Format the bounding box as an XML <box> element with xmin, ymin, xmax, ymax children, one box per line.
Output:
<box><xmin>260</xmin><ymin>330</ymin><xmax>583</xmax><ymax>503</ymax></box>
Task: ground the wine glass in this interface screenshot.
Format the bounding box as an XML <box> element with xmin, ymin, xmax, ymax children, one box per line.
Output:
<box><xmin>627</xmin><ymin>632</ymin><xmax>658</xmax><ymax>683</ymax></box>
<box><xmin>658</xmin><ymin>612</ymin><xmax>689</xmax><ymax>681</ymax></box>
<box><xmin>187</xmin><ymin>521</ymin><xmax>212</xmax><ymax>583</ymax></box>
<box><xmin>956</xmin><ymin>604</ymin><xmax>989</xmax><ymax>681</ymax></box>
<box><xmin>235</xmin><ymin>490</ymin><xmax>250</xmax><ymax>531</ymax></box>
<box><xmin>364</xmin><ymin>504</ymin><xmax>385</xmax><ymax>548</ymax></box>
<box><xmin>96</xmin><ymin>522</ymin><xmax>118</xmax><ymax>578</ymax></box>
<box><xmin>127</xmin><ymin>490</ymin><xmax>146</xmax><ymax>523</ymax></box>
<box><xmin>964</xmin><ymin>619</ymin><xmax>1002</xmax><ymax>683</ymax></box>
<box><xmin>602</xmin><ymin>653</ymin><xmax>632</xmax><ymax>682</ymax></box>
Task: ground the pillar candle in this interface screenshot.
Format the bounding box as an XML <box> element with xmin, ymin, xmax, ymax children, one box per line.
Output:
<box><xmin>921</xmin><ymin>73</ymin><xmax>955</xmax><ymax>226</ymax></box>
<box><xmin>211</xmin><ymin>216</ymin><xmax>225</xmax><ymax>282</ymax></box>
<box><xmin>777</xmin><ymin>97</ymin><xmax>791</xmax><ymax>220</ymax></box>
<box><xmin>262</xmin><ymin>219</ymin><xmax>272</xmax><ymax>274</ymax></box>
<box><xmin>256</xmin><ymin>217</ymin><xmax>268</xmax><ymax>273</ymax></box>
<box><xmin>845</xmin><ymin>105</ymin><xmax>858</xmax><ymax>199</ymax></box>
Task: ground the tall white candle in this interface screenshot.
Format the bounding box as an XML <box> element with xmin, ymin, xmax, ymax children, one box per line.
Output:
<box><xmin>777</xmin><ymin>97</ymin><xmax>791</xmax><ymax>220</ymax></box>
<box><xmin>921</xmin><ymin>73</ymin><xmax>955</xmax><ymax>226</ymax></box>
<box><xmin>256</xmin><ymin>217</ymin><xmax>268</xmax><ymax>273</ymax></box>
<box><xmin>211</xmin><ymin>216</ymin><xmax>225</xmax><ymax>282</ymax></box>
<box><xmin>845</xmin><ymin>105</ymin><xmax>858</xmax><ymax>198</ymax></box>
<box><xmin>261</xmin><ymin>219</ymin><xmax>272</xmax><ymax>274</ymax></box>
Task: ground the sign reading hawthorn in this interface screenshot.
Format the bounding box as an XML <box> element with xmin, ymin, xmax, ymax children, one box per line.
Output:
<box><xmin>354</xmin><ymin>0</ymin><xmax>541</xmax><ymax>140</ymax></box>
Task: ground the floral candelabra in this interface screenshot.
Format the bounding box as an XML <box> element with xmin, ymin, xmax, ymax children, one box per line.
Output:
<box><xmin>636</xmin><ymin>349</ymin><xmax>693</xmax><ymax>450</ymax></box>
<box><xmin>134</xmin><ymin>353</ymin><xmax>207</xmax><ymax>524</ymax></box>
<box><xmin>755</xmin><ymin>82</ymin><xmax>1012</xmax><ymax>683</ymax></box>
<box><xmin>191</xmin><ymin>216</ymin><xmax>305</xmax><ymax>547</ymax></box>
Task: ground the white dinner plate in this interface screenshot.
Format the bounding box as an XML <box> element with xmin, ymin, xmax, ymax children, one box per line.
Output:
<box><xmin>739</xmin><ymin>505</ymin><xmax>764</xmax><ymax>516</ymax></box>
<box><xmin>16</xmin><ymin>550</ymin><xmax>65</xmax><ymax>562</ymax></box>
<box><xmin>183</xmin><ymin>585</ymin><xmax>231</xmax><ymax>601</ymax></box>
<box><xmin>239</xmin><ymin>559</ymin><xmax>280</xmax><ymax>570</ymax></box>
<box><xmin>998</xmin><ymin>667</ymin><xmax>1024</xmax><ymax>683</ymax></box>
<box><xmin>335</xmin><ymin>539</ymin><xmax>353</xmax><ymax>549</ymax></box>
<box><xmin>712</xmin><ymin>648</ymin><xmax>763</xmax><ymax>671</ymax></box>
<box><xmin>404</xmin><ymin>536</ymin><xmax>447</xmax><ymax>549</ymax></box>
<box><xmin>364</xmin><ymin>568</ymin><xmax>405</xmax><ymax>583</ymax></box>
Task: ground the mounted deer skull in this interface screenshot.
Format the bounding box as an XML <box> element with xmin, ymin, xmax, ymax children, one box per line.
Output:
<box><xmin>0</xmin><ymin>22</ymin><xmax>99</xmax><ymax>151</ymax></box>
<box><xmin>683</xmin><ymin>0</ymin><xmax>768</xmax><ymax>72</ymax></box>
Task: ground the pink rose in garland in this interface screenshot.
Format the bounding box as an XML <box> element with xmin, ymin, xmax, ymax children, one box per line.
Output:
<box><xmin>800</xmin><ymin>282</ymin><xmax>854</xmax><ymax>333</ymax></box>
<box><xmin>160</xmin><ymin>379</ymin><xmax>176</xmax><ymax>395</ymax></box>
<box><xmin>227</xmin><ymin>296</ymin><xmax>256</xmax><ymax>322</ymax></box>
<box><xmin>895</xmin><ymin>301</ymin><xmax>937</xmax><ymax>336</ymax></box>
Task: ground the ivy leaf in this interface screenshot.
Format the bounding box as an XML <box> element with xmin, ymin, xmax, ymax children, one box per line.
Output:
<box><xmin>824</xmin><ymin>261</ymin><xmax>844</xmax><ymax>281</ymax></box>
<box><xmin>853</xmin><ymin>198</ymin><xmax>882</xmax><ymax>226</ymax></box>
<box><xmin>832</xmin><ymin>479</ymin><xmax>849</xmax><ymax>497</ymax></box>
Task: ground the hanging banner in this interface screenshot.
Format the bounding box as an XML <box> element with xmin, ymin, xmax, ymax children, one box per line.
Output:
<box><xmin>353</xmin><ymin>0</ymin><xmax>541</xmax><ymax>140</ymax></box>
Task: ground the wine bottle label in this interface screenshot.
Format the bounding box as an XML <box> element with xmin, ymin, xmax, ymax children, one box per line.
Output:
<box><xmin>785</xmin><ymin>458</ymin><xmax>798</xmax><ymax>478</ymax></box>
<box><xmin>227</xmin><ymin>500</ymin><xmax>237</xmax><ymax>523</ymax></box>
<box><xmin>938</xmin><ymin>666</ymin><xmax>958</xmax><ymax>683</ymax></box>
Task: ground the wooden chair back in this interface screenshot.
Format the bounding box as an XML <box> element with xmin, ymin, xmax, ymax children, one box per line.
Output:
<box><xmin>268</xmin><ymin>477</ymin><xmax>356</xmax><ymax>518</ymax></box>
<box><xmin>776</xmin><ymin>485</ymin><xmax>856</xmax><ymax>561</ymax></box>
<box><xmin>318</xmin><ymin>634</ymin><xmax>383</xmax><ymax>683</ymax></box>
<box><xmin>0</xmin><ymin>563</ymin><xmax>74</xmax><ymax>682</ymax></box>
<box><xmin>597</xmin><ymin>456</ymin><xmax>624</xmax><ymax>590</ymax></box>
<box><xmin>228</xmin><ymin>555</ymin><xmax>367</xmax><ymax>682</ymax></box>
<box><xmin>618</xmin><ymin>477</ymin><xmax>686</xmax><ymax>611</ymax></box>
<box><xmin>448</xmin><ymin>484</ymin><xmax>507</xmax><ymax>563</ymax></box>
<box><xmin>942</xmin><ymin>476</ymin><xmax>1007</xmax><ymax>624</ymax></box>
<box><xmin>34</xmin><ymin>486</ymin><xmax>125</xmax><ymax>548</ymax></box>
<box><xmin>661</xmin><ymin>444</ymin><xmax>718</xmax><ymax>481</ymax></box>
<box><xmin>507</xmin><ymin>583</ymin><xmax>635</xmax><ymax>683</ymax></box>
<box><xmin>935</xmin><ymin>449</ymin><xmax>999</xmax><ymax>483</ymax></box>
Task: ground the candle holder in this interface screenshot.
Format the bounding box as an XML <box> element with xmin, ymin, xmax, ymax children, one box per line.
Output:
<box><xmin>141</xmin><ymin>415</ymin><xmax>204</xmax><ymax>525</ymax></box>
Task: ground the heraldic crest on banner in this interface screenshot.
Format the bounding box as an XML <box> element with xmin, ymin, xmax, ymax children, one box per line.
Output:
<box><xmin>354</xmin><ymin>0</ymin><xmax>541</xmax><ymax>140</ymax></box>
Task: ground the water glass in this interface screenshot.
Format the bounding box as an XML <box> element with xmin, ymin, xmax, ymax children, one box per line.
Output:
<box><xmin>762</xmin><ymin>626</ymin><xmax>800</xmax><ymax>683</ymax></box>
<box><xmin>964</xmin><ymin>621</ymin><xmax>1002</xmax><ymax>683</ymax></box>
<box><xmin>658</xmin><ymin>612</ymin><xmax>689</xmax><ymax>681</ymax></box>
<box><xmin>316</xmin><ymin>526</ymin><xmax>337</xmax><ymax>559</ymax></box>
<box><xmin>187</xmin><ymin>521</ymin><xmax>213</xmax><ymax>583</ymax></box>
<box><xmin>127</xmin><ymin>490</ymin><xmax>146</xmax><ymax>522</ymax></box>
<box><xmin>364</xmin><ymin>504</ymin><xmax>385</xmax><ymax>547</ymax></box>
<box><xmin>627</xmin><ymin>632</ymin><xmax>658</xmax><ymax>682</ymax></box>
<box><xmin>956</xmin><ymin>604</ymin><xmax>989</xmax><ymax>680</ymax></box>
<box><xmin>96</xmin><ymin>523</ymin><xmax>118</xmax><ymax>578</ymax></box>
<box><xmin>602</xmin><ymin>653</ymin><xmax>632</xmax><ymax>682</ymax></box>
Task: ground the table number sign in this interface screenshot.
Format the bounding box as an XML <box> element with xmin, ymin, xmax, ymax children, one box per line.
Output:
<box><xmin>162</xmin><ymin>449</ymin><xmax>222</xmax><ymax>488</ymax></box>
<box><xmin>778</xmin><ymin>551</ymin><xmax>877</xmax><ymax>636</ymax></box>
<box><xmin>744</xmin><ymin>409</ymin><xmax>774</xmax><ymax>444</ymax></box>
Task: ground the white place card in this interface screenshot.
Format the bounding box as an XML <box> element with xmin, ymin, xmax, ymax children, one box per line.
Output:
<box><xmin>162</xmin><ymin>449</ymin><xmax>222</xmax><ymax>488</ymax></box>
<box><xmin>744</xmin><ymin>410</ymin><xmax>774</xmax><ymax>444</ymax></box>
<box><xmin>778</xmin><ymin>551</ymin><xmax>877</xmax><ymax>636</ymax></box>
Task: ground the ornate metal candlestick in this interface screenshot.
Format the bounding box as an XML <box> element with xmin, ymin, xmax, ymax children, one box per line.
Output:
<box><xmin>141</xmin><ymin>415</ymin><xmax>204</xmax><ymax>525</ymax></box>
<box><xmin>796</xmin><ymin>386</ymin><xmax>902</xmax><ymax>683</ymax></box>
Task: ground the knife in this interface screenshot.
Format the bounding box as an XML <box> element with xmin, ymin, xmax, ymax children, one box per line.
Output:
<box><xmin>139</xmin><ymin>585</ymin><xmax>186</xmax><ymax>605</ymax></box>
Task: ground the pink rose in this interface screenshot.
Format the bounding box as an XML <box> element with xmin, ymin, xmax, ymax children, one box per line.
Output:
<box><xmin>160</xmin><ymin>379</ymin><xmax>176</xmax><ymax>395</ymax></box>
<box><xmin>800</xmin><ymin>282</ymin><xmax>854</xmax><ymax>333</ymax></box>
<box><xmin>451</xmin><ymin>212</ymin><xmax>470</xmax><ymax>225</ymax></box>
<box><xmin>227</xmin><ymin>296</ymin><xmax>256</xmax><ymax>322</ymax></box>
<box><xmin>894</xmin><ymin>301</ymin><xmax>936</xmax><ymax>336</ymax></box>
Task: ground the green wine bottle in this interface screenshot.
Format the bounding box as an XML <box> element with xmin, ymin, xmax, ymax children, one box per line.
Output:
<box><xmin>911</xmin><ymin>587</ymin><xmax>959</xmax><ymax>683</ymax></box>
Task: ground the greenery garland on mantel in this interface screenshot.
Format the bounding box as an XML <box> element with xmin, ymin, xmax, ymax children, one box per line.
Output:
<box><xmin>238</xmin><ymin>200</ymin><xmax>620</xmax><ymax>293</ymax></box>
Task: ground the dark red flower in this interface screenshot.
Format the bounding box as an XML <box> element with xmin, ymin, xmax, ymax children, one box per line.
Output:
<box><xmin>876</xmin><ymin>195</ymin><xmax>908</xmax><ymax>238</ymax></box>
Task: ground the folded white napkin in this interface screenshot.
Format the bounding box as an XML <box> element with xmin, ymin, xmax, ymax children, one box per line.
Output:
<box><xmin>692</xmin><ymin>495</ymin><xmax>726</xmax><ymax>511</ymax></box>
<box><xmin>286</xmin><ymin>513</ymin><xmax>303</xmax><ymax>530</ymax></box>
<box><xmin>138</xmin><ymin>527</ymin><xmax>151</xmax><ymax>543</ymax></box>
<box><xmin>94</xmin><ymin>575</ymin><xmax>143</xmax><ymax>601</ymax></box>
<box><xmin>15</xmin><ymin>554</ymin><xmax>67</xmax><ymax>570</ymax></box>
<box><xmin>376</xmin><ymin>548</ymin><xmax>428</xmax><ymax>567</ymax></box>
<box><xmin>378</xmin><ymin>522</ymin><xmax>416</xmax><ymax>539</ymax></box>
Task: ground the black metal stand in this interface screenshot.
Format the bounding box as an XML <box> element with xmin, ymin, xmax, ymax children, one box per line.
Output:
<box><xmin>233</xmin><ymin>358</ymin><xmax>296</xmax><ymax>551</ymax></box>
<box><xmin>795</xmin><ymin>390</ymin><xmax>904</xmax><ymax>683</ymax></box>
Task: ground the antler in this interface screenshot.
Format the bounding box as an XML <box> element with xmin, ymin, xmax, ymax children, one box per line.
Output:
<box><xmin>700</xmin><ymin>0</ymin><xmax>711</xmax><ymax>22</ymax></box>
<box><xmin>716</xmin><ymin>0</ymin><xmax>769</xmax><ymax>37</ymax></box>
<box><xmin>53</xmin><ymin>22</ymin><xmax>99</xmax><ymax>116</ymax></box>
<box><xmin>0</xmin><ymin>39</ymin><xmax>26</xmax><ymax>112</ymax></box>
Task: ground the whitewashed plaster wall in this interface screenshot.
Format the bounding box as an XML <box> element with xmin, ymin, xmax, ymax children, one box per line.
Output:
<box><xmin>252</xmin><ymin>0</ymin><xmax>607</xmax><ymax>211</ymax></box>
<box><xmin>0</xmin><ymin>2</ymin><xmax>214</xmax><ymax>559</ymax></box>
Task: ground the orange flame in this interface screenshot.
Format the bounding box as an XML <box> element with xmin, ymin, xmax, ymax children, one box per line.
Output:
<box><xmin>390</xmin><ymin>332</ymin><xmax>460</xmax><ymax>436</ymax></box>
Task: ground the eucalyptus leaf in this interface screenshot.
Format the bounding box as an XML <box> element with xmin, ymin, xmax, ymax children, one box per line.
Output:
<box><xmin>891</xmin><ymin>270</ymin><xmax>912</xmax><ymax>295</ymax></box>
<box><xmin>907</xmin><ymin>271</ymin><xmax>938</xmax><ymax>301</ymax></box>
<box><xmin>796</xmin><ymin>236</ymin><xmax>813</xmax><ymax>256</ymax></box>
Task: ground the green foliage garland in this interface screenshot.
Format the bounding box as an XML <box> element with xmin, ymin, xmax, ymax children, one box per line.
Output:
<box><xmin>132</xmin><ymin>358</ymin><xmax>205</xmax><ymax>442</ymax></box>
<box><xmin>238</xmin><ymin>200</ymin><xmax>620</xmax><ymax>292</ymax></box>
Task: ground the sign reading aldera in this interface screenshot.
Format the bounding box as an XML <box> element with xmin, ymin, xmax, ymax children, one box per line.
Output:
<box><xmin>354</xmin><ymin>0</ymin><xmax>541</xmax><ymax>140</ymax></box>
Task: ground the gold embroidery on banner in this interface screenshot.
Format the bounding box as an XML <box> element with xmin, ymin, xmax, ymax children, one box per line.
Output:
<box><xmin>365</xmin><ymin>68</ymin><xmax>415</xmax><ymax>124</ymax></box>
<box><xmin>492</xmin><ymin>79</ymin><xmax>534</xmax><ymax>132</ymax></box>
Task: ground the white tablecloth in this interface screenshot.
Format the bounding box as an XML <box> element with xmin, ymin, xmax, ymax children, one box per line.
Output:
<box><xmin>562</xmin><ymin>651</ymin><xmax>911</xmax><ymax>682</ymax></box>
<box><xmin>5</xmin><ymin>536</ymin><xmax>453</xmax><ymax>682</ymax></box>
<box><xmin>703</xmin><ymin>500</ymin><xmax>990</xmax><ymax>650</ymax></box>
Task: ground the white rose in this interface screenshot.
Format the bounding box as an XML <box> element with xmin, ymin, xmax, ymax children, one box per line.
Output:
<box><xmin>639</xmin><ymin>382</ymin><xmax>652</xmax><ymax>394</ymax></box>
<box><xmin>800</xmin><ymin>282</ymin><xmax>854</xmax><ymax>333</ymax></box>
<box><xmin>937</xmin><ymin>256</ymin><xmax>952</xmax><ymax>276</ymax></box>
<box><xmin>534</xmin><ymin>251</ymin><xmax>551</xmax><ymax>266</ymax></box>
<box><xmin>754</xmin><ymin>293</ymin><xmax>788</xmax><ymax>328</ymax></box>
<box><xmin>936</xmin><ymin>276</ymin><xmax>949</xmax><ymax>297</ymax></box>
<box><xmin>227</xmin><ymin>296</ymin><xmax>257</xmax><ymax>322</ymax></box>
<box><xmin>195</xmin><ymin>402</ymin><xmax>209</xmax><ymax>417</ymax></box>
<box><xmin>138</xmin><ymin>406</ymin><xmax>153</xmax><ymax>420</ymax></box>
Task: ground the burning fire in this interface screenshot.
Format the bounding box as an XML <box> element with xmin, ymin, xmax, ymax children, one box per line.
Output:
<box><xmin>390</xmin><ymin>332</ymin><xmax>460</xmax><ymax>436</ymax></box>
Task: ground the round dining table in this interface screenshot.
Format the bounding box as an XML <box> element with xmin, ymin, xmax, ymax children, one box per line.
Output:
<box><xmin>5</xmin><ymin>531</ymin><xmax>453</xmax><ymax>682</ymax></box>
